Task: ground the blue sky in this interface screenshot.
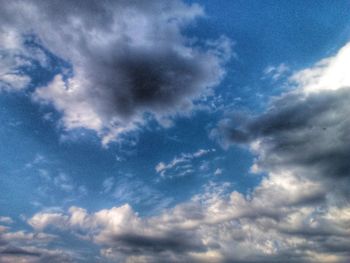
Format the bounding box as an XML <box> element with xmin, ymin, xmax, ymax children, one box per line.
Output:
<box><xmin>1</xmin><ymin>1</ymin><xmax>350</xmax><ymax>262</ymax></box>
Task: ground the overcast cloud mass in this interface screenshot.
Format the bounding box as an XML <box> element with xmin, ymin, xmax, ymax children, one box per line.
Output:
<box><xmin>1</xmin><ymin>1</ymin><xmax>350</xmax><ymax>263</ymax></box>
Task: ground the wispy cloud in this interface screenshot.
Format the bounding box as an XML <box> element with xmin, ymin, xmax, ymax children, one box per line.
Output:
<box><xmin>155</xmin><ymin>149</ymin><xmax>216</xmax><ymax>178</ymax></box>
<box><xmin>0</xmin><ymin>217</ymin><xmax>13</xmax><ymax>225</ymax></box>
<box><xmin>263</xmin><ymin>63</ymin><xmax>290</xmax><ymax>81</ymax></box>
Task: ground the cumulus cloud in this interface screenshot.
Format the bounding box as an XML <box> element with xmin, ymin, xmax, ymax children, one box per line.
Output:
<box><xmin>0</xmin><ymin>225</ymin><xmax>76</xmax><ymax>263</ymax></box>
<box><xmin>26</xmin><ymin>173</ymin><xmax>350</xmax><ymax>262</ymax></box>
<box><xmin>213</xmin><ymin>42</ymin><xmax>350</xmax><ymax>197</ymax></box>
<box><xmin>0</xmin><ymin>0</ymin><xmax>231</xmax><ymax>144</ymax></box>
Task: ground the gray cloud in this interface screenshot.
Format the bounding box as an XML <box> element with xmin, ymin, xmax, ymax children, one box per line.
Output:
<box><xmin>0</xmin><ymin>228</ymin><xmax>77</xmax><ymax>263</ymax></box>
<box><xmin>1</xmin><ymin>246</ymin><xmax>41</xmax><ymax>257</ymax></box>
<box><xmin>110</xmin><ymin>232</ymin><xmax>205</xmax><ymax>255</ymax></box>
<box><xmin>0</xmin><ymin>0</ymin><xmax>231</xmax><ymax>144</ymax></box>
<box><xmin>213</xmin><ymin>43</ymin><xmax>350</xmax><ymax>193</ymax></box>
<box><xmin>26</xmin><ymin>175</ymin><xmax>350</xmax><ymax>262</ymax></box>
<box><xmin>214</xmin><ymin>87</ymin><xmax>350</xmax><ymax>199</ymax></box>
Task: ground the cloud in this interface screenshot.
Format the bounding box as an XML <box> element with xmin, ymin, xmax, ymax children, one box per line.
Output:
<box><xmin>16</xmin><ymin>68</ymin><xmax>349</xmax><ymax>261</ymax></box>
<box><xmin>2</xmin><ymin>3</ymin><xmax>350</xmax><ymax>262</ymax></box>
<box><xmin>24</xmin><ymin>155</ymin><xmax>88</xmax><ymax>206</ymax></box>
<box><xmin>155</xmin><ymin>149</ymin><xmax>216</xmax><ymax>178</ymax></box>
<box><xmin>0</xmin><ymin>0</ymin><xmax>231</xmax><ymax>144</ymax></box>
<box><xmin>263</xmin><ymin>63</ymin><xmax>290</xmax><ymax>81</ymax></box>
<box><xmin>35</xmin><ymin>170</ymin><xmax>88</xmax><ymax>205</ymax></box>
<box><xmin>111</xmin><ymin>176</ymin><xmax>174</xmax><ymax>212</ymax></box>
<box><xmin>0</xmin><ymin>217</ymin><xmax>13</xmax><ymax>225</ymax></box>
<box><xmin>0</xmin><ymin>226</ymin><xmax>76</xmax><ymax>263</ymax></box>
<box><xmin>0</xmin><ymin>48</ymin><xmax>32</xmax><ymax>91</ymax></box>
<box><xmin>214</xmin><ymin>168</ymin><xmax>222</xmax><ymax>176</ymax></box>
<box><xmin>101</xmin><ymin>177</ymin><xmax>115</xmax><ymax>194</ymax></box>
<box><xmin>213</xmin><ymin>43</ymin><xmax>350</xmax><ymax>200</ymax></box>
<box><xmin>26</xmin><ymin>173</ymin><xmax>350</xmax><ymax>262</ymax></box>
<box><xmin>29</xmin><ymin>213</ymin><xmax>68</xmax><ymax>231</ymax></box>
<box><xmin>0</xmin><ymin>247</ymin><xmax>76</xmax><ymax>263</ymax></box>
<box><xmin>290</xmin><ymin>42</ymin><xmax>350</xmax><ymax>93</ymax></box>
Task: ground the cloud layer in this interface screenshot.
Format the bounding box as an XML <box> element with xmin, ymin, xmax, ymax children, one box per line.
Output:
<box><xmin>0</xmin><ymin>0</ymin><xmax>231</xmax><ymax>144</ymax></box>
<box><xmin>4</xmin><ymin>42</ymin><xmax>349</xmax><ymax>262</ymax></box>
<box><xmin>25</xmin><ymin>173</ymin><xmax>350</xmax><ymax>263</ymax></box>
<box><xmin>0</xmin><ymin>225</ymin><xmax>76</xmax><ymax>263</ymax></box>
<box><xmin>2</xmin><ymin>2</ymin><xmax>350</xmax><ymax>263</ymax></box>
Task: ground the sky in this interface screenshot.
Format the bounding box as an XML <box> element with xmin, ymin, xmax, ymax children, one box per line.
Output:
<box><xmin>0</xmin><ymin>0</ymin><xmax>350</xmax><ymax>262</ymax></box>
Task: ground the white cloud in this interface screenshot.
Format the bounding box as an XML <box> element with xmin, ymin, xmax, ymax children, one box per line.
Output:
<box><xmin>0</xmin><ymin>223</ymin><xmax>77</xmax><ymax>263</ymax></box>
<box><xmin>155</xmin><ymin>149</ymin><xmax>215</xmax><ymax>178</ymax></box>
<box><xmin>26</xmin><ymin>170</ymin><xmax>350</xmax><ymax>262</ymax></box>
<box><xmin>0</xmin><ymin>217</ymin><xmax>13</xmax><ymax>225</ymax></box>
<box><xmin>263</xmin><ymin>63</ymin><xmax>290</xmax><ymax>81</ymax></box>
<box><xmin>291</xmin><ymin>42</ymin><xmax>350</xmax><ymax>93</ymax></box>
<box><xmin>28</xmin><ymin>213</ymin><xmax>68</xmax><ymax>231</ymax></box>
<box><xmin>214</xmin><ymin>168</ymin><xmax>222</xmax><ymax>176</ymax></box>
<box><xmin>0</xmin><ymin>48</ymin><xmax>31</xmax><ymax>91</ymax></box>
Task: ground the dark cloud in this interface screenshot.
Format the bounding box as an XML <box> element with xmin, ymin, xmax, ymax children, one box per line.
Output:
<box><xmin>0</xmin><ymin>0</ymin><xmax>230</xmax><ymax>143</ymax></box>
<box><xmin>215</xmin><ymin>87</ymin><xmax>350</xmax><ymax>186</ymax></box>
<box><xmin>90</xmin><ymin>44</ymin><xmax>220</xmax><ymax>118</ymax></box>
<box><xmin>1</xmin><ymin>246</ymin><xmax>41</xmax><ymax>257</ymax></box>
<box><xmin>0</xmin><ymin>241</ymin><xmax>76</xmax><ymax>263</ymax></box>
<box><xmin>112</xmin><ymin>232</ymin><xmax>205</xmax><ymax>255</ymax></box>
<box><xmin>0</xmin><ymin>228</ymin><xmax>78</xmax><ymax>263</ymax></box>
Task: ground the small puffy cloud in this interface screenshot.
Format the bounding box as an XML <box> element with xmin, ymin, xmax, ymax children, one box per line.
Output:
<box><xmin>214</xmin><ymin>168</ymin><xmax>222</xmax><ymax>176</ymax></box>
